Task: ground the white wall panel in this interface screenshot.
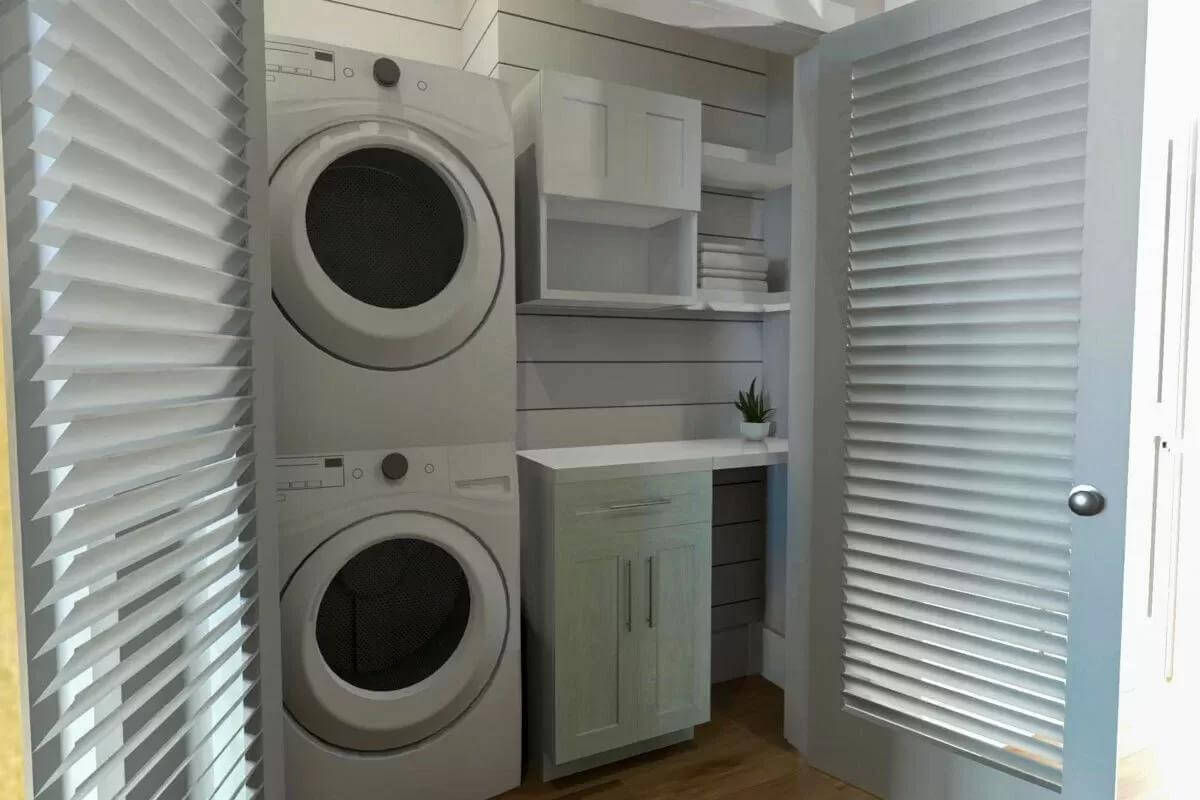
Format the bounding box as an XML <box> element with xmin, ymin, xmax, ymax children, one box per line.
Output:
<box><xmin>462</xmin><ymin>0</ymin><xmax>500</xmax><ymax>67</ymax></box>
<box><xmin>517</xmin><ymin>404</ymin><xmax>742</xmax><ymax>450</ymax></box>
<box><xmin>519</xmin><ymin>362</ymin><xmax>761</xmax><ymax>410</ymax></box>
<box><xmin>700</xmin><ymin>191</ymin><xmax>765</xmax><ymax>240</ymax></box>
<box><xmin>517</xmin><ymin>315</ymin><xmax>761</xmax><ymax>362</ymax></box>
<box><xmin>495</xmin><ymin>13</ymin><xmax>766</xmax><ymax>115</ymax></box>
<box><xmin>501</xmin><ymin>0</ymin><xmax>768</xmax><ymax>73</ymax></box>
<box><xmin>265</xmin><ymin>0</ymin><xmax>462</xmax><ymax>66</ymax></box>
<box><xmin>335</xmin><ymin>0</ymin><xmax>472</xmax><ymax>27</ymax></box>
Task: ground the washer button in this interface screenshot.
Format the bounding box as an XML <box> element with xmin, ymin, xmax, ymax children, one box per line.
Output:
<box><xmin>424</xmin><ymin>463</ymin><xmax>435</xmax><ymax>474</ymax></box>
<box><xmin>417</xmin><ymin>80</ymin><xmax>428</xmax><ymax>91</ymax></box>
<box><xmin>351</xmin><ymin>467</ymin><xmax>364</xmax><ymax>480</ymax></box>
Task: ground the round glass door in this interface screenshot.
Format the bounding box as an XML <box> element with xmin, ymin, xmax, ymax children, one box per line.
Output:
<box><xmin>281</xmin><ymin>513</ymin><xmax>508</xmax><ymax>752</ymax></box>
<box><xmin>270</xmin><ymin>120</ymin><xmax>503</xmax><ymax>370</ymax></box>
<box><xmin>315</xmin><ymin>538</ymin><xmax>471</xmax><ymax>692</ymax></box>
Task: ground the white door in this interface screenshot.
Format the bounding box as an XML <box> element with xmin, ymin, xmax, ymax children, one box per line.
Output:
<box><xmin>802</xmin><ymin>1</ymin><xmax>1164</xmax><ymax>798</ymax></box>
<box><xmin>1</xmin><ymin>1</ymin><xmax>282</xmax><ymax>798</ymax></box>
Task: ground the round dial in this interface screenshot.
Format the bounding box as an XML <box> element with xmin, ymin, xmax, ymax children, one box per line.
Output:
<box><xmin>381</xmin><ymin>452</ymin><xmax>409</xmax><ymax>481</ymax></box>
<box><xmin>373</xmin><ymin>57</ymin><xmax>401</xmax><ymax>88</ymax></box>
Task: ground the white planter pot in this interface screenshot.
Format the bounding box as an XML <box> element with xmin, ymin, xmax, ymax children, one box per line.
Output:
<box><xmin>740</xmin><ymin>421</ymin><xmax>771</xmax><ymax>441</ymax></box>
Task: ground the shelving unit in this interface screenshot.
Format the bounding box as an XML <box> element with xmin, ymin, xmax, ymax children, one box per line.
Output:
<box><xmin>689</xmin><ymin>288</ymin><xmax>789</xmax><ymax>314</ymax></box>
<box><xmin>701</xmin><ymin>143</ymin><xmax>792</xmax><ymax>194</ymax></box>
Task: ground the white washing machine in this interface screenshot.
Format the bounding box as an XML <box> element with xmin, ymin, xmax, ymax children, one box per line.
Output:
<box><xmin>265</xmin><ymin>37</ymin><xmax>515</xmax><ymax>454</ymax></box>
<box><xmin>277</xmin><ymin>443</ymin><xmax>521</xmax><ymax>799</ymax></box>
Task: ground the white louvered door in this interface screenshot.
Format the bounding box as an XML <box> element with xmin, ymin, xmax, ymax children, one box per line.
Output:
<box><xmin>803</xmin><ymin>1</ymin><xmax>1162</xmax><ymax>798</ymax></box>
<box><xmin>0</xmin><ymin>1</ymin><xmax>282</xmax><ymax>799</ymax></box>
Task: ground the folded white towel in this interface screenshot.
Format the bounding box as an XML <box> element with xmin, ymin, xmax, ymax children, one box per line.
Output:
<box><xmin>698</xmin><ymin>237</ymin><xmax>765</xmax><ymax>256</ymax></box>
<box><xmin>700</xmin><ymin>268</ymin><xmax>771</xmax><ymax>280</ymax></box>
<box><xmin>699</xmin><ymin>251</ymin><xmax>768</xmax><ymax>272</ymax></box>
<box><xmin>700</xmin><ymin>277</ymin><xmax>768</xmax><ymax>291</ymax></box>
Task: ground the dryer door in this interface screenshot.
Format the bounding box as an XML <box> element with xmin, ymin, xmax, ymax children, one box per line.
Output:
<box><xmin>270</xmin><ymin>119</ymin><xmax>503</xmax><ymax>370</ymax></box>
<box><xmin>281</xmin><ymin>512</ymin><xmax>508</xmax><ymax>752</ymax></box>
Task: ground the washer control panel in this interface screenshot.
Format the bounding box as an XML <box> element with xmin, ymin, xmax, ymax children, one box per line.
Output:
<box><xmin>277</xmin><ymin>447</ymin><xmax>449</xmax><ymax>496</ymax></box>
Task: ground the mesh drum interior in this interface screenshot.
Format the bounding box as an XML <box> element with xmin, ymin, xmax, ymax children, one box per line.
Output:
<box><xmin>316</xmin><ymin>538</ymin><xmax>471</xmax><ymax>692</ymax></box>
<box><xmin>305</xmin><ymin>147</ymin><xmax>466</xmax><ymax>309</ymax></box>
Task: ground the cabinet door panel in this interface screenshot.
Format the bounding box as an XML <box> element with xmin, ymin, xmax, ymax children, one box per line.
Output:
<box><xmin>626</xmin><ymin>93</ymin><xmax>702</xmax><ymax>211</ymax></box>
<box><xmin>555</xmin><ymin>536</ymin><xmax>639</xmax><ymax>762</ymax></box>
<box><xmin>540</xmin><ymin>73</ymin><xmax>625</xmax><ymax>202</ymax></box>
<box><xmin>639</xmin><ymin>523</ymin><xmax>711</xmax><ymax>738</ymax></box>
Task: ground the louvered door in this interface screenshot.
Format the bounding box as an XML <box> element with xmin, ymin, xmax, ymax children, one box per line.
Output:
<box><xmin>802</xmin><ymin>1</ymin><xmax>1158</xmax><ymax>798</ymax></box>
<box><xmin>0</xmin><ymin>2</ymin><xmax>282</xmax><ymax>799</ymax></box>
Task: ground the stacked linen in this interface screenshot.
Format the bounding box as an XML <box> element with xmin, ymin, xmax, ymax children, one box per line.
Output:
<box><xmin>698</xmin><ymin>238</ymin><xmax>768</xmax><ymax>292</ymax></box>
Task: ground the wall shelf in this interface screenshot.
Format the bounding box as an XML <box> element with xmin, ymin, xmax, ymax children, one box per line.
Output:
<box><xmin>701</xmin><ymin>143</ymin><xmax>792</xmax><ymax>194</ymax></box>
<box><xmin>690</xmin><ymin>289</ymin><xmax>790</xmax><ymax>314</ymax></box>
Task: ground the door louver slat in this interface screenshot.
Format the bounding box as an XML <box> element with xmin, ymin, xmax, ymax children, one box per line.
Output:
<box><xmin>3</xmin><ymin>0</ymin><xmax>270</xmax><ymax>797</ymax></box>
<box><xmin>839</xmin><ymin>4</ymin><xmax>1089</xmax><ymax>789</ymax></box>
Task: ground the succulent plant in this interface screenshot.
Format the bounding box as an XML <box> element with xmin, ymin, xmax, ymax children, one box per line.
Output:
<box><xmin>735</xmin><ymin>378</ymin><xmax>774</xmax><ymax>424</ymax></box>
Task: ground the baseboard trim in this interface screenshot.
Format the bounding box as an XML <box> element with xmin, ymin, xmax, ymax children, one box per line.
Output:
<box><xmin>762</xmin><ymin>626</ymin><xmax>785</xmax><ymax>689</ymax></box>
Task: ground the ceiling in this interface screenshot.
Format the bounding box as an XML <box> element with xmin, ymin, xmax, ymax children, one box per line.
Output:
<box><xmin>581</xmin><ymin>0</ymin><xmax>860</xmax><ymax>53</ymax></box>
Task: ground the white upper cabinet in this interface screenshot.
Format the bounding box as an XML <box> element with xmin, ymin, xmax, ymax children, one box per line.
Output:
<box><xmin>513</xmin><ymin>71</ymin><xmax>701</xmax><ymax>308</ymax></box>
<box><xmin>518</xmin><ymin>71</ymin><xmax>702</xmax><ymax>212</ymax></box>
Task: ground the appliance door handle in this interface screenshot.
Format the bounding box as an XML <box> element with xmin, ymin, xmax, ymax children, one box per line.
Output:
<box><xmin>647</xmin><ymin>556</ymin><xmax>654</xmax><ymax>629</ymax></box>
<box><xmin>625</xmin><ymin>560</ymin><xmax>633</xmax><ymax>633</ymax></box>
<box><xmin>576</xmin><ymin>498</ymin><xmax>672</xmax><ymax>516</ymax></box>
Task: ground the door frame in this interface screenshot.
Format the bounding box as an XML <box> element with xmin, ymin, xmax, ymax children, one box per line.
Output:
<box><xmin>785</xmin><ymin>1</ymin><xmax>1151</xmax><ymax>797</ymax></box>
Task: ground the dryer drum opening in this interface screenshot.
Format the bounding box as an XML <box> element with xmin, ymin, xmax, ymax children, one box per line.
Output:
<box><xmin>316</xmin><ymin>538</ymin><xmax>471</xmax><ymax>692</ymax></box>
<box><xmin>306</xmin><ymin>147</ymin><xmax>466</xmax><ymax>309</ymax></box>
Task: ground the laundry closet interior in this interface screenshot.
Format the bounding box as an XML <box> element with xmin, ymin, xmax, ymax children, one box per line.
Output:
<box><xmin>3</xmin><ymin>1</ymin><xmax>1189</xmax><ymax>799</ymax></box>
<box><xmin>262</xmin><ymin>1</ymin><xmax>805</xmax><ymax>794</ymax></box>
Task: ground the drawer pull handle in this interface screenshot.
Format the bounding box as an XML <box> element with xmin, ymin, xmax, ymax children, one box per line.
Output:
<box><xmin>576</xmin><ymin>498</ymin><xmax>673</xmax><ymax>516</ymax></box>
<box><xmin>647</xmin><ymin>556</ymin><xmax>654</xmax><ymax>629</ymax></box>
<box><xmin>625</xmin><ymin>559</ymin><xmax>633</xmax><ymax>632</ymax></box>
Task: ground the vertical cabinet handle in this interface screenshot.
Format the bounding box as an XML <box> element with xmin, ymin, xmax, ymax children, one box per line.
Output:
<box><xmin>647</xmin><ymin>556</ymin><xmax>654</xmax><ymax>628</ymax></box>
<box><xmin>625</xmin><ymin>559</ymin><xmax>633</xmax><ymax>632</ymax></box>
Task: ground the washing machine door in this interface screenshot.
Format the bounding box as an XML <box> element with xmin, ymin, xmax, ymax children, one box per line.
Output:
<box><xmin>281</xmin><ymin>512</ymin><xmax>508</xmax><ymax>752</ymax></box>
<box><xmin>270</xmin><ymin>119</ymin><xmax>503</xmax><ymax>370</ymax></box>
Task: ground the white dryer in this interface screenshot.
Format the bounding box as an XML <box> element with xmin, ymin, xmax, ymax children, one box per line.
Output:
<box><xmin>277</xmin><ymin>443</ymin><xmax>521</xmax><ymax>799</ymax></box>
<box><xmin>265</xmin><ymin>38</ymin><xmax>515</xmax><ymax>454</ymax></box>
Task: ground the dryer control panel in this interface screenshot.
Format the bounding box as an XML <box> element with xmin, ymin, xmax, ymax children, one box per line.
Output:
<box><xmin>265</xmin><ymin>39</ymin><xmax>337</xmax><ymax>82</ymax></box>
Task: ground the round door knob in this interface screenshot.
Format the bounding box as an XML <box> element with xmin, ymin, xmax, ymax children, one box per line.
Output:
<box><xmin>373</xmin><ymin>57</ymin><xmax>400</xmax><ymax>87</ymax></box>
<box><xmin>1067</xmin><ymin>485</ymin><xmax>1105</xmax><ymax>517</ymax></box>
<box><xmin>381</xmin><ymin>452</ymin><xmax>409</xmax><ymax>481</ymax></box>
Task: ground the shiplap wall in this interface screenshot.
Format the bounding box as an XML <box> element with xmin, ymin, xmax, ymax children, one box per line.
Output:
<box><xmin>265</xmin><ymin>0</ymin><xmax>469</xmax><ymax>66</ymax></box>
<box><xmin>461</xmin><ymin>0</ymin><xmax>780</xmax><ymax>451</ymax></box>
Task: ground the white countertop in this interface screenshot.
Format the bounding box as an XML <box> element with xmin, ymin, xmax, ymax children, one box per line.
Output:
<box><xmin>518</xmin><ymin>437</ymin><xmax>788</xmax><ymax>482</ymax></box>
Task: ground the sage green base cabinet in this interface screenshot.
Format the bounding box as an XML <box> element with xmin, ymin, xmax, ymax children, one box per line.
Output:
<box><xmin>518</xmin><ymin>463</ymin><xmax>712</xmax><ymax>779</ymax></box>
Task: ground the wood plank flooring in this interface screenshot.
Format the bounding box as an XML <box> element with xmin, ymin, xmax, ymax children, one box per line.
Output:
<box><xmin>501</xmin><ymin>676</ymin><xmax>875</xmax><ymax>800</ymax></box>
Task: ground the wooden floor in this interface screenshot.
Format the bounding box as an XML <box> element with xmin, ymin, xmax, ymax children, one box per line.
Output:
<box><xmin>501</xmin><ymin>676</ymin><xmax>875</xmax><ymax>800</ymax></box>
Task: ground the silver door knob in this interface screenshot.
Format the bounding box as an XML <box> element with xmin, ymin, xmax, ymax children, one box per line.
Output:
<box><xmin>1068</xmin><ymin>485</ymin><xmax>1105</xmax><ymax>517</ymax></box>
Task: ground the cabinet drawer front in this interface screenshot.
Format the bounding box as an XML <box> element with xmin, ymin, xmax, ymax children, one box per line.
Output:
<box><xmin>556</xmin><ymin>472</ymin><xmax>710</xmax><ymax>534</ymax></box>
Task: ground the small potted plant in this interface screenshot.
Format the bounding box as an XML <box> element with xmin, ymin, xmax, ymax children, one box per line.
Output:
<box><xmin>735</xmin><ymin>378</ymin><xmax>774</xmax><ymax>441</ymax></box>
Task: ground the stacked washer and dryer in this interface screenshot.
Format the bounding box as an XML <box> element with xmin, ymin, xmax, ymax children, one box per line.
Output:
<box><xmin>264</xmin><ymin>38</ymin><xmax>520</xmax><ymax>799</ymax></box>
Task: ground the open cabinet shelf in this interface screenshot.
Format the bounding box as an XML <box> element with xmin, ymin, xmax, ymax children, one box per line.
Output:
<box><xmin>701</xmin><ymin>143</ymin><xmax>792</xmax><ymax>194</ymax></box>
<box><xmin>689</xmin><ymin>288</ymin><xmax>790</xmax><ymax>314</ymax></box>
